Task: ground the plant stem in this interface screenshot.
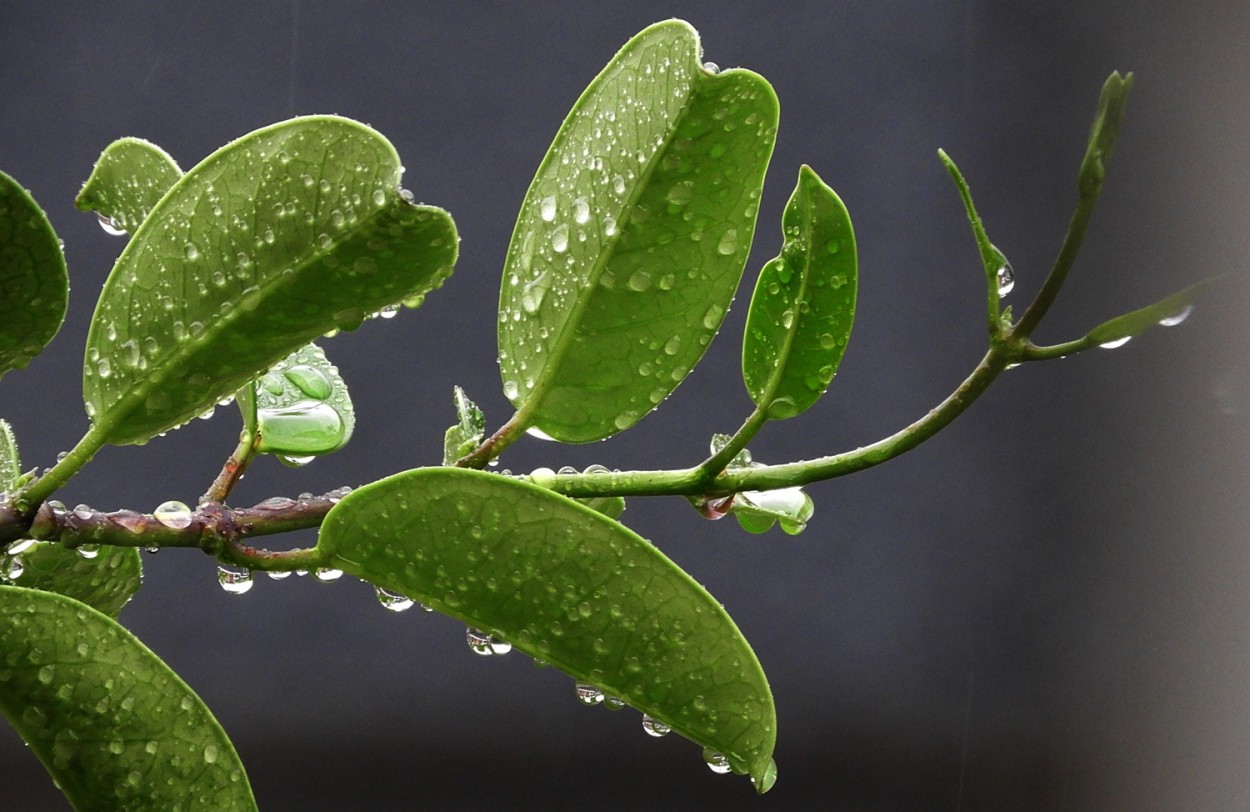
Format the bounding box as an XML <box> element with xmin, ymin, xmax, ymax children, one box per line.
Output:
<box><xmin>697</xmin><ymin>405</ymin><xmax>769</xmax><ymax>481</ymax></box>
<box><xmin>456</xmin><ymin>411</ymin><xmax>527</xmax><ymax>469</ymax></box>
<box><xmin>202</xmin><ymin>430</ymin><xmax>260</xmax><ymax>504</ymax></box>
<box><xmin>15</xmin><ymin>422</ymin><xmax>110</xmax><ymax>514</ymax></box>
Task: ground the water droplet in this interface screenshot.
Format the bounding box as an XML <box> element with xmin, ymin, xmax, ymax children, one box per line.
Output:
<box><xmin>665</xmin><ymin>180</ymin><xmax>694</xmax><ymax>206</ymax></box>
<box><xmin>641</xmin><ymin>714</ymin><xmax>671</xmax><ymax>737</ymax></box>
<box><xmin>97</xmin><ymin>213</ymin><xmax>126</xmax><ymax>236</ymax></box>
<box><xmin>703</xmin><ymin>303</ymin><xmax>726</xmax><ymax>330</ymax></box>
<box><xmin>4</xmin><ymin>539</ymin><xmax>35</xmax><ymax>556</ymax></box>
<box><xmin>313</xmin><ymin>567</ymin><xmax>343</xmax><ymax>583</ymax></box>
<box><xmin>283</xmin><ymin>365</ymin><xmax>332</xmax><ymax>400</ymax></box>
<box><xmin>154</xmin><ymin>500</ymin><xmax>193</xmax><ymax>529</ymax></box>
<box><xmin>627</xmin><ymin>270</ymin><xmax>653</xmax><ymax>292</ymax></box>
<box><xmin>217</xmin><ymin>566</ymin><xmax>254</xmax><ymax>595</ymax></box>
<box><xmin>1098</xmin><ymin>336</ymin><xmax>1132</xmax><ymax>350</ymax></box>
<box><xmin>572</xmin><ymin>197</ymin><xmax>591</xmax><ymax>224</ymax></box>
<box><xmin>521</xmin><ymin>271</ymin><xmax>550</xmax><ymax>315</ymax></box>
<box><xmin>467</xmin><ymin>627</ymin><xmax>512</xmax><ymax>656</ymax></box>
<box><xmin>704</xmin><ymin>750</ymin><xmax>732</xmax><ymax>774</ymax></box>
<box><xmin>184</xmin><ymin>242</ymin><xmax>200</xmax><ymax>261</ymax></box>
<box><xmin>996</xmin><ymin>263</ymin><xmax>1015</xmax><ymax>297</ymax></box>
<box><xmin>663</xmin><ymin>335</ymin><xmax>682</xmax><ymax>356</ymax></box>
<box><xmin>780</xmin><ymin>309</ymin><xmax>795</xmax><ymax>329</ymax></box>
<box><xmin>575</xmin><ymin>683</ymin><xmax>604</xmax><ymax>705</ymax></box>
<box><xmin>96</xmin><ymin>358</ymin><xmax>112</xmax><ymax>378</ymax></box>
<box><xmin>203</xmin><ymin>744</ymin><xmax>219</xmax><ymax>764</ymax></box>
<box><xmin>277</xmin><ymin>454</ymin><xmax>316</xmax><ymax>468</ymax></box>
<box><xmin>75</xmin><ymin>544</ymin><xmax>100</xmax><ymax>560</ymax></box>
<box><xmin>602</xmin><ymin>214</ymin><xmax>618</xmax><ymax>237</ymax></box>
<box><xmin>539</xmin><ymin>194</ymin><xmax>558</xmax><ymax>222</ymax></box>
<box><xmin>503</xmin><ymin>380</ymin><xmax>520</xmax><ymax>400</ymax></box>
<box><xmin>819</xmin><ymin>333</ymin><xmax>837</xmax><ymax>350</ymax></box>
<box><xmin>525</xmin><ymin>426</ymin><xmax>557</xmax><ymax>441</ymax></box>
<box><xmin>72</xmin><ymin>504</ymin><xmax>93</xmax><ymax>521</ymax></box>
<box><xmin>767</xmin><ymin>397</ymin><xmax>800</xmax><ymax>419</ymax></box>
<box><xmin>1159</xmin><ymin>304</ymin><xmax>1193</xmax><ymax>327</ymax></box>
<box><xmin>603</xmin><ymin>696</ymin><xmax>627</xmax><ymax>711</ymax></box>
<box><xmin>703</xmin><ymin>61</ymin><xmax>720</xmax><ymax>74</ymax></box>
<box><xmin>550</xmin><ymin>224</ymin><xmax>569</xmax><ymax>253</ymax></box>
<box><xmin>375</xmin><ymin>586</ymin><xmax>413</xmax><ymax>612</ymax></box>
<box><xmin>4</xmin><ymin>556</ymin><xmax>24</xmax><ymax>580</ymax></box>
<box><xmin>267</xmin><ymin>570</ymin><xmax>292</xmax><ymax>580</ymax></box>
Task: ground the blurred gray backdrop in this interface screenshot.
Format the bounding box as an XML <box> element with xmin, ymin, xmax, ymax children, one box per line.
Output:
<box><xmin>2</xmin><ymin>1</ymin><xmax>1248</xmax><ymax>809</ymax></box>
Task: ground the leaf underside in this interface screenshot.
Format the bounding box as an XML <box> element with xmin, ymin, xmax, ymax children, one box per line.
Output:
<box><xmin>0</xmin><ymin>170</ymin><xmax>68</xmax><ymax>380</ymax></box>
<box><xmin>317</xmin><ymin>467</ymin><xmax>777</xmax><ymax>787</ymax></box>
<box><xmin>84</xmin><ymin>116</ymin><xmax>457</xmax><ymax>446</ymax></box>
<box><xmin>743</xmin><ymin>165</ymin><xmax>857</xmax><ymax>419</ymax></box>
<box><xmin>0</xmin><ymin>586</ymin><xmax>257</xmax><ymax>811</ymax></box>
<box><xmin>498</xmin><ymin>19</ymin><xmax>779</xmax><ymax>442</ymax></box>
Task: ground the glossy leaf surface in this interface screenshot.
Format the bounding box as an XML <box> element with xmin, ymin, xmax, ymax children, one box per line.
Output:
<box><xmin>84</xmin><ymin>116</ymin><xmax>457</xmax><ymax>446</ymax></box>
<box><xmin>443</xmin><ymin>386</ymin><xmax>485</xmax><ymax>465</ymax></box>
<box><xmin>11</xmin><ymin>542</ymin><xmax>141</xmax><ymax>618</ymax></box>
<box><xmin>75</xmin><ymin>138</ymin><xmax>183</xmax><ymax>234</ymax></box>
<box><xmin>0</xmin><ymin>419</ymin><xmax>17</xmax><ymax>486</ymax></box>
<box><xmin>0</xmin><ymin>586</ymin><xmax>256</xmax><ymax>811</ymax></box>
<box><xmin>1086</xmin><ymin>280</ymin><xmax>1212</xmax><ymax>347</ymax></box>
<box><xmin>498</xmin><ymin>20</ymin><xmax>778</xmax><ymax>442</ymax></box>
<box><xmin>238</xmin><ymin>342</ymin><xmax>354</xmax><ymax>457</ymax></box>
<box><xmin>0</xmin><ymin>170</ymin><xmax>68</xmax><ymax>379</ymax></box>
<box><xmin>733</xmin><ymin>488</ymin><xmax>814</xmax><ymax>535</ymax></box>
<box><xmin>743</xmin><ymin>165</ymin><xmax>856</xmax><ymax>420</ymax></box>
<box><xmin>318</xmin><ymin>467</ymin><xmax>777</xmax><ymax>787</ymax></box>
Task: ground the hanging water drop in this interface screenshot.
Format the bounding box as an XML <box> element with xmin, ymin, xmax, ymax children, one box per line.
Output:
<box><xmin>266</xmin><ymin>570</ymin><xmax>292</xmax><ymax>580</ymax></box>
<box><xmin>72</xmin><ymin>504</ymin><xmax>93</xmax><ymax>521</ymax></box>
<box><xmin>97</xmin><ymin>213</ymin><xmax>126</xmax><ymax>236</ymax></box>
<box><xmin>603</xmin><ymin>696</ymin><xmax>627</xmax><ymax>711</ymax></box>
<box><xmin>575</xmin><ymin>683</ymin><xmax>605</xmax><ymax>706</ymax></box>
<box><xmin>217</xmin><ymin>566</ymin><xmax>254</xmax><ymax>595</ymax></box>
<box><xmin>1099</xmin><ymin>336</ymin><xmax>1132</xmax><ymax>350</ymax></box>
<box><xmin>313</xmin><ymin>567</ymin><xmax>343</xmax><ymax>583</ymax></box>
<box><xmin>153</xmin><ymin>500</ymin><xmax>193</xmax><ymax>529</ymax></box>
<box><xmin>467</xmin><ymin>627</ymin><xmax>512</xmax><ymax>656</ymax></box>
<box><xmin>1158</xmin><ymin>304</ymin><xmax>1193</xmax><ymax>327</ymax></box>
<box><xmin>641</xmin><ymin>714</ymin><xmax>671</xmax><ymax>737</ymax></box>
<box><xmin>278</xmin><ymin>454</ymin><xmax>316</xmax><ymax>468</ymax></box>
<box><xmin>75</xmin><ymin>544</ymin><xmax>100</xmax><ymax>560</ymax></box>
<box><xmin>703</xmin><ymin>750</ymin><xmax>732</xmax><ymax>774</ymax></box>
<box><xmin>990</xmin><ymin>244</ymin><xmax>1015</xmax><ymax>296</ymax></box>
<box><xmin>4</xmin><ymin>556</ymin><xmax>24</xmax><ymax>580</ymax></box>
<box><xmin>376</xmin><ymin>586</ymin><xmax>414</xmax><ymax>612</ymax></box>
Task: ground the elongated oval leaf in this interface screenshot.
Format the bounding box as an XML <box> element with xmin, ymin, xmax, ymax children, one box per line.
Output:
<box><xmin>0</xmin><ymin>170</ymin><xmax>68</xmax><ymax>379</ymax></box>
<box><xmin>237</xmin><ymin>342</ymin><xmax>354</xmax><ymax>457</ymax></box>
<box><xmin>85</xmin><ymin>116</ymin><xmax>458</xmax><ymax>446</ymax></box>
<box><xmin>75</xmin><ymin>137</ymin><xmax>183</xmax><ymax>234</ymax></box>
<box><xmin>743</xmin><ymin>165</ymin><xmax>856</xmax><ymax>419</ymax></box>
<box><xmin>317</xmin><ymin>468</ymin><xmax>777</xmax><ymax>789</ymax></box>
<box><xmin>0</xmin><ymin>418</ymin><xmax>18</xmax><ymax>488</ymax></box>
<box><xmin>0</xmin><ymin>586</ymin><xmax>256</xmax><ymax>811</ymax></box>
<box><xmin>1086</xmin><ymin>279</ymin><xmax>1214</xmax><ymax>347</ymax></box>
<box><xmin>499</xmin><ymin>20</ymin><xmax>778</xmax><ymax>442</ymax></box>
<box><xmin>11</xmin><ymin>541</ymin><xmax>141</xmax><ymax>618</ymax></box>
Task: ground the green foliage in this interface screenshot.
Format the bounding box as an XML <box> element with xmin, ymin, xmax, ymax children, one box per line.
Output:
<box><xmin>0</xmin><ymin>587</ymin><xmax>255</xmax><ymax>811</ymax></box>
<box><xmin>318</xmin><ymin>468</ymin><xmax>776</xmax><ymax>786</ymax></box>
<box><xmin>0</xmin><ymin>170</ymin><xmax>67</xmax><ymax>380</ymax></box>
<box><xmin>82</xmin><ymin>116</ymin><xmax>457</xmax><ymax>446</ymax></box>
<box><xmin>0</xmin><ymin>17</ymin><xmax>1207</xmax><ymax>808</ymax></box>
<box><xmin>498</xmin><ymin>20</ymin><xmax>777</xmax><ymax>443</ymax></box>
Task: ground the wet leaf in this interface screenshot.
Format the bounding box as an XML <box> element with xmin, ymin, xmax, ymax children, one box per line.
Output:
<box><xmin>742</xmin><ymin>165</ymin><xmax>856</xmax><ymax>420</ymax></box>
<box><xmin>0</xmin><ymin>419</ymin><xmax>17</xmax><ymax>488</ymax></box>
<box><xmin>75</xmin><ymin>137</ymin><xmax>183</xmax><ymax>234</ymax></box>
<box><xmin>0</xmin><ymin>170</ymin><xmax>68</xmax><ymax>380</ymax></box>
<box><xmin>84</xmin><ymin>116</ymin><xmax>458</xmax><ymax>446</ymax></box>
<box><xmin>0</xmin><ymin>586</ymin><xmax>256</xmax><ymax>811</ymax></box>
<box><xmin>443</xmin><ymin>386</ymin><xmax>485</xmax><ymax>465</ymax></box>
<box><xmin>1086</xmin><ymin>280</ymin><xmax>1213</xmax><ymax>348</ymax></box>
<box><xmin>318</xmin><ymin>468</ymin><xmax>777</xmax><ymax>788</ymax></box>
<box><xmin>11</xmin><ymin>542</ymin><xmax>141</xmax><ymax>618</ymax></box>
<box><xmin>498</xmin><ymin>20</ymin><xmax>778</xmax><ymax>442</ymax></box>
<box><xmin>237</xmin><ymin>342</ymin><xmax>354</xmax><ymax>458</ymax></box>
<box><xmin>733</xmin><ymin>488</ymin><xmax>814</xmax><ymax>535</ymax></box>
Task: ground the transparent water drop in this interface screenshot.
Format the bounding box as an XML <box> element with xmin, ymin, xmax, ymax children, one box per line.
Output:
<box><xmin>996</xmin><ymin>263</ymin><xmax>1015</xmax><ymax>297</ymax></box>
<box><xmin>72</xmin><ymin>504</ymin><xmax>93</xmax><ymax>521</ymax></box>
<box><xmin>377</xmin><ymin>304</ymin><xmax>400</xmax><ymax>320</ymax></box>
<box><xmin>96</xmin><ymin>213</ymin><xmax>126</xmax><ymax>236</ymax></box>
<box><xmin>703</xmin><ymin>749</ymin><xmax>732</xmax><ymax>774</ymax></box>
<box><xmin>153</xmin><ymin>500</ymin><xmax>193</xmax><ymax>529</ymax></box>
<box><xmin>525</xmin><ymin>426</ymin><xmax>557</xmax><ymax>441</ymax></box>
<box><xmin>575</xmin><ymin>683</ymin><xmax>604</xmax><ymax>705</ymax></box>
<box><xmin>550</xmin><ymin>224</ymin><xmax>570</xmax><ymax>253</ymax></box>
<box><xmin>5</xmin><ymin>539</ymin><xmax>35</xmax><ymax>556</ymax></box>
<box><xmin>703</xmin><ymin>61</ymin><xmax>720</xmax><ymax>74</ymax></box>
<box><xmin>217</xmin><ymin>566</ymin><xmax>254</xmax><ymax>595</ymax></box>
<box><xmin>467</xmin><ymin>627</ymin><xmax>512</xmax><ymax>656</ymax></box>
<box><xmin>572</xmin><ymin>197</ymin><xmax>590</xmax><ymax>224</ymax></box>
<box><xmin>602</xmin><ymin>214</ymin><xmax>618</xmax><ymax>237</ymax></box>
<box><xmin>1158</xmin><ymin>304</ymin><xmax>1193</xmax><ymax>327</ymax></box>
<box><xmin>716</xmin><ymin>228</ymin><xmax>739</xmax><ymax>256</ymax></box>
<box><xmin>539</xmin><ymin>194</ymin><xmax>557</xmax><ymax>222</ymax></box>
<box><xmin>283</xmin><ymin>365</ymin><xmax>332</xmax><ymax>400</ymax></box>
<box><xmin>184</xmin><ymin>242</ymin><xmax>200</xmax><ymax>261</ymax></box>
<box><xmin>3</xmin><ymin>556</ymin><xmax>24</xmax><ymax>580</ymax></box>
<box><xmin>665</xmin><ymin>180</ymin><xmax>694</xmax><ymax>206</ymax></box>
<box><xmin>277</xmin><ymin>454</ymin><xmax>316</xmax><ymax>468</ymax></box>
<box><xmin>603</xmin><ymin>696</ymin><xmax>627</xmax><ymax>711</ymax></box>
<box><xmin>75</xmin><ymin>544</ymin><xmax>100</xmax><ymax>560</ymax></box>
<box><xmin>266</xmin><ymin>570</ymin><xmax>292</xmax><ymax>580</ymax></box>
<box><xmin>1098</xmin><ymin>336</ymin><xmax>1132</xmax><ymax>350</ymax></box>
<box><xmin>313</xmin><ymin>567</ymin><xmax>344</xmax><ymax>583</ymax></box>
<box><xmin>375</xmin><ymin>586</ymin><xmax>413</xmax><ymax>612</ymax></box>
<box><xmin>641</xmin><ymin>714</ymin><xmax>671</xmax><ymax>737</ymax></box>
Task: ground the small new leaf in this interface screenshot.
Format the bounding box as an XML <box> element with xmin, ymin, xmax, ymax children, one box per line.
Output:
<box><xmin>444</xmin><ymin>386</ymin><xmax>485</xmax><ymax>466</ymax></box>
<box><xmin>84</xmin><ymin>116</ymin><xmax>457</xmax><ymax>446</ymax></box>
<box><xmin>742</xmin><ymin>165</ymin><xmax>857</xmax><ymax>419</ymax></box>
<box><xmin>1086</xmin><ymin>280</ymin><xmax>1214</xmax><ymax>347</ymax></box>
<box><xmin>0</xmin><ymin>419</ymin><xmax>18</xmax><ymax>488</ymax></box>
<box><xmin>0</xmin><ymin>170</ymin><xmax>68</xmax><ymax>380</ymax></box>
<box><xmin>0</xmin><ymin>586</ymin><xmax>257</xmax><ymax>811</ymax></box>
<box><xmin>318</xmin><ymin>468</ymin><xmax>777</xmax><ymax>788</ymax></box>
<box><xmin>498</xmin><ymin>20</ymin><xmax>778</xmax><ymax>442</ymax></box>
<box><xmin>238</xmin><ymin>342</ymin><xmax>354</xmax><ymax>458</ymax></box>
<box><xmin>75</xmin><ymin>137</ymin><xmax>183</xmax><ymax>234</ymax></box>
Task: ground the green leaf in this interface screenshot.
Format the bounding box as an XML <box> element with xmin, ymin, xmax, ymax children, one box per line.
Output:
<box><xmin>742</xmin><ymin>165</ymin><xmax>857</xmax><ymax>419</ymax></box>
<box><xmin>498</xmin><ymin>20</ymin><xmax>778</xmax><ymax>442</ymax></box>
<box><xmin>443</xmin><ymin>386</ymin><xmax>485</xmax><ymax>465</ymax></box>
<box><xmin>317</xmin><ymin>467</ymin><xmax>777</xmax><ymax>789</ymax></box>
<box><xmin>0</xmin><ymin>419</ymin><xmax>18</xmax><ymax>489</ymax></box>
<box><xmin>733</xmin><ymin>488</ymin><xmax>814</xmax><ymax>535</ymax></box>
<box><xmin>0</xmin><ymin>170</ymin><xmax>68</xmax><ymax>380</ymax></box>
<box><xmin>0</xmin><ymin>586</ymin><xmax>256</xmax><ymax>811</ymax></box>
<box><xmin>1079</xmin><ymin>72</ymin><xmax>1134</xmax><ymax>196</ymax></box>
<box><xmin>237</xmin><ymin>342</ymin><xmax>354</xmax><ymax>458</ymax></box>
<box><xmin>1086</xmin><ymin>280</ymin><xmax>1214</xmax><ymax>347</ymax></box>
<box><xmin>84</xmin><ymin>115</ymin><xmax>458</xmax><ymax>446</ymax></box>
<box><xmin>75</xmin><ymin>137</ymin><xmax>183</xmax><ymax>234</ymax></box>
<box><xmin>10</xmin><ymin>542</ymin><xmax>141</xmax><ymax>618</ymax></box>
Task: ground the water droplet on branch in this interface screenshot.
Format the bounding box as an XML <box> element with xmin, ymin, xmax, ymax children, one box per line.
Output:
<box><xmin>217</xmin><ymin>566</ymin><xmax>254</xmax><ymax>595</ymax></box>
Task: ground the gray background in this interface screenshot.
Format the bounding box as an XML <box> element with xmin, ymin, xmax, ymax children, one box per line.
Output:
<box><xmin>3</xmin><ymin>1</ymin><xmax>1249</xmax><ymax>809</ymax></box>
